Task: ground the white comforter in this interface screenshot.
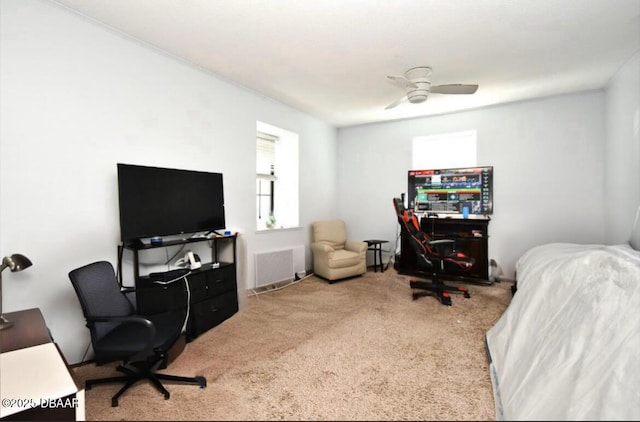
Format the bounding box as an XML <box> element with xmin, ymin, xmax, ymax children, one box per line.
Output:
<box><xmin>485</xmin><ymin>242</ymin><xmax>640</xmax><ymax>421</ymax></box>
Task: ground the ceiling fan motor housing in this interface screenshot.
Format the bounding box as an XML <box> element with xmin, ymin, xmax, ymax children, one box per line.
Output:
<box><xmin>407</xmin><ymin>85</ymin><xmax>430</xmax><ymax>103</ymax></box>
<box><xmin>405</xmin><ymin>66</ymin><xmax>432</xmax><ymax>104</ymax></box>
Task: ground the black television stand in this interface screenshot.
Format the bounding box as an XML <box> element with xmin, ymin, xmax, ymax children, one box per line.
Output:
<box><xmin>118</xmin><ymin>234</ymin><xmax>239</xmax><ymax>341</ymax></box>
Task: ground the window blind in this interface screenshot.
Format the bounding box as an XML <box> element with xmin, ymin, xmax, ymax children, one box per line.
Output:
<box><xmin>257</xmin><ymin>132</ymin><xmax>277</xmax><ymax>180</ymax></box>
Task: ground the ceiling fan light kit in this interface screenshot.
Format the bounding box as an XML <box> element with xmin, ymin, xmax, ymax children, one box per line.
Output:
<box><xmin>386</xmin><ymin>66</ymin><xmax>478</xmax><ymax>109</ymax></box>
<box><xmin>408</xmin><ymin>92</ymin><xmax>429</xmax><ymax>104</ymax></box>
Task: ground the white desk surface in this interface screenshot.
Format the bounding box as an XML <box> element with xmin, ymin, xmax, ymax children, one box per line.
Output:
<box><xmin>0</xmin><ymin>342</ymin><xmax>80</xmax><ymax>418</ymax></box>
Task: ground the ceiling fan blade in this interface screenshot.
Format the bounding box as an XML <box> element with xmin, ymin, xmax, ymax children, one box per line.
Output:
<box><xmin>385</xmin><ymin>95</ymin><xmax>407</xmax><ymax>110</ymax></box>
<box><xmin>430</xmin><ymin>84</ymin><xmax>479</xmax><ymax>95</ymax></box>
<box><xmin>387</xmin><ymin>75</ymin><xmax>418</xmax><ymax>89</ymax></box>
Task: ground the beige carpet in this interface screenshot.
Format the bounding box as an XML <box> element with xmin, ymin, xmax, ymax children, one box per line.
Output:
<box><xmin>72</xmin><ymin>268</ymin><xmax>512</xmax><ymax>421</ymax></box>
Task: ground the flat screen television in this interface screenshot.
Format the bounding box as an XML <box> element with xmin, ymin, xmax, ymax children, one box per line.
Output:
<box><xmin>407</xmin><ymin>166</ymin><xmax>493</xmax><ymax>215</ymax></box>
<box><xmin>117</xmin><ymin>163</ymin><xmax>226</xmax><ymax>242</ymax></box>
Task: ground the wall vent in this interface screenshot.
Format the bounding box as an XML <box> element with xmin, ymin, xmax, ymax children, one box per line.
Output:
<box><xmin>254</xmin><ymin>247</ymin><xmax>303</xmax><ymax>288</ymax></box>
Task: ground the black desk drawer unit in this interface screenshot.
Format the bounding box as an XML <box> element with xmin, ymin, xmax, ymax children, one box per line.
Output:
<box><xmin>188</xmin><ymin>264</ymin><xmax>236</xmax><ymax>304</ymax></box>
<box><xmin>188</xmin><ymin>290</ymin><xmax>239</xmax><ymax>339</ymax></box>
<box><xmin>136</xmin><ymin>279</ymin><xmax>188</xmax><ymax>315</ymax></box>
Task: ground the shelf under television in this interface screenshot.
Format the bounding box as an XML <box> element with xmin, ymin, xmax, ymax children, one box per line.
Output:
<box><xmin>124</xmin><ymin>233</ymin><xmax>237</xmax><ymax>251</ymax></box>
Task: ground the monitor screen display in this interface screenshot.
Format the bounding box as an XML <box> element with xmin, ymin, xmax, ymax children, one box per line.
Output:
<box><xmin>117</xmin><ymin>163</ymin><xmax>226</xmax><ymax>241</ymax></box>
<box><xmin>407</xmin><ymin>166</ymin><xmax>493</xmax><ymax>215</ymax></box>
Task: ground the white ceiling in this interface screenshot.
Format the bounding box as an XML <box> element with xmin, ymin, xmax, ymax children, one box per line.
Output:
<box><xmin>51</xmin><ymin>0</ymin><xmax>640</xmax><ymax>128</ymax></box>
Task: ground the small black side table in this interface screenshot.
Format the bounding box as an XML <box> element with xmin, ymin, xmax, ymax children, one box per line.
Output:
<box><xmin>364</xmin><ymin>240</ymin><xmax>389</xmax><ymax>272</ymax></box>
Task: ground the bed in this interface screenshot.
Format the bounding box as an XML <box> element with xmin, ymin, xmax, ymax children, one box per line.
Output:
<box><xmin>485</xmin><ymin>210</ymin><xmax>640</xmax><ymax>420</ymax></box>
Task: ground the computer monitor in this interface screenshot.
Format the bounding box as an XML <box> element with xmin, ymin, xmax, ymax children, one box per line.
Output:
<box><xmin>407</xmin><ymin>166</ymin><xmax>493</xmax><ymax>215</ymax></box>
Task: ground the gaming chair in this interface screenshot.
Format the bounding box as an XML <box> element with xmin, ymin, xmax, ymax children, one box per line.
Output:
<box><xmin>393</xmin><ymin>197</ymin><xmax>474</xmax><ymax>306</ymax></box>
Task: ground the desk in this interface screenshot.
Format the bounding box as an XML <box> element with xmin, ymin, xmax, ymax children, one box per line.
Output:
<box><xmin>0</xmin><ymin>308</ymin><xmax>84</xmax><ymax>421</ymax></box>
<box><xmin>396</xmin><ymin>216</ymin><xmax>491</xmax><ymax>284</ymax></box>
<box><xmin>364</xmin><ymin>240</ymin><xmax>389</xmax><ymax>273</ymax></box>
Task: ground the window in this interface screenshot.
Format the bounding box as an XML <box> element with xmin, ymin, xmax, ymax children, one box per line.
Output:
<box><xmin>256</xmin><ymin>132</ymin><xmax>277</xmax><ymax>228</ymax></box>
<box><xmin>256</xmin><ymin>122</ymin><xmax>299</xmax><ymax>231</ymax></box>
<box><xmin>412</xmin><ymin>130</ymin><xmax>477</xmax><ymax>169</ymax></box>
<box><xmin>409</xmin><ymin>130</ymin><xmax>488</xmax><ymax>215</ymax></box>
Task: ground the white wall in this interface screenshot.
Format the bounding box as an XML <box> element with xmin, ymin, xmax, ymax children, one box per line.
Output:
<box><xmin>0</xmin><ymin>0</ymin><xmax>337</xmax><ymax>364</ymax></box>
<box><xmin>604</xmin><ymin>51</ymin><xmax>640</xmax><ymax>243</ymax></box>
<box><xmin>337</xmin><ymin>91</ymin><xmax>606</xmax><ymax>279</ymax></box>
<box><xmin>2</xmin><ymin>0</ymin><xmax>637</xmax><ymax>367</ymax></box>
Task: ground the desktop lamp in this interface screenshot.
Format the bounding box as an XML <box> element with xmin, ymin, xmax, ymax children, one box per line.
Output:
<box><xmin>0</xmin><ymin>253</ymin><xmax>32</xmax><ymax>330</ymax></box>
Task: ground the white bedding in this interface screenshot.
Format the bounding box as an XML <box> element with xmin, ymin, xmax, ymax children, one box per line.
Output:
<box><xmin>485</xmin><ymin>242</ymin><xmax>640</xmax><ymax>420</ymax></box>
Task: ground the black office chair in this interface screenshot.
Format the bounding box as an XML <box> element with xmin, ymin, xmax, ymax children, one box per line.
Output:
<box><xmin>69</xmin><ymin>261</ymin><xmax>206</xmax><ymax>407</ymax></box>
<box><xmin>393</xmin><ymin>197</ymin><xmax>474</xmax><ymax>306</ymax></box>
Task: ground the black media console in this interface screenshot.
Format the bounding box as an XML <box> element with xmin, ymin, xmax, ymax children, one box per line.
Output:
<box><xmin>118</xmin><ymin>234</ymin><xmax>238</xmax><ymax>341</ymax></box>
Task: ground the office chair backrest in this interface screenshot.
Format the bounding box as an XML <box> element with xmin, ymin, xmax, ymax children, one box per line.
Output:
<box><xmin>69</xmin><ymin>261</ymin><xmax>135</xmax><ymax>340</ymax></box>
<box><xmin>393</xmin><ymin>197</ymin><xmax>433</xmax><ymax>257</ymax></box>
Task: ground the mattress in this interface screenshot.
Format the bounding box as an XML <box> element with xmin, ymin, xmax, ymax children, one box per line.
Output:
<box><xmin>485</xmin><ymin>242</ymin><xmax>640</xmax><ymax>420</ymax></box>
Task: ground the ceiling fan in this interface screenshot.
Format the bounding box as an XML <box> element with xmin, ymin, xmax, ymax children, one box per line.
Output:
<box><xmin>385</xmin><ymin>66</ymin><xmax>478</xmax><ymax>110</ymax></box>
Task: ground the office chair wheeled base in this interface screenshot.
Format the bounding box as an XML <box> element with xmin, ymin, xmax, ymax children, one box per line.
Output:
<box><xmin>410</xmin><ymin>279</ymin><xmax>470</xmax><ymax>306</ymax></box>
<box><xmin>86</xmin><ymin>359</ymin><xmax>207</xmax><ymax>407</ymax></box>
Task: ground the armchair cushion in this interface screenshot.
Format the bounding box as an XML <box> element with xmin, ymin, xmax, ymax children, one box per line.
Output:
<box><xmin>313</xmin><ymin>220</ymin><xmax>348</xmax><ymax>250</ymax></box>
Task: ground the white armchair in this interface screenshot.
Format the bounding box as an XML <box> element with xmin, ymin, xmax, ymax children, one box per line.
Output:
<box><xmin>311</xmin><ymin>220</ymin><xmax>367</xmax><ymax>283</ymax></box>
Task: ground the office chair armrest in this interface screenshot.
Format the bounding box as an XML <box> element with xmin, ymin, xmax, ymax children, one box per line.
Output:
<box><xmin>428</xmin><ymin>239</ymin><xmax>455</xmax><ymax>247</ymax></box>
<box><xmin>428</xmin><ymin>239</ymin><xmax>455</xmax><ymax>256</ymax></box>
<box><xmin>86</xmin><ymin>315</ymin><xmax>155</xmax><ymax>330</ymax></box>
<box><xmin>86</xmin><ymin>315</ymin><xmax>157</xmax><ymax>360</ymax></box>
<box><xmin>345</xmin><ymin>240</ymin><xmax>368</xmax><ymax>254</ymax></box>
